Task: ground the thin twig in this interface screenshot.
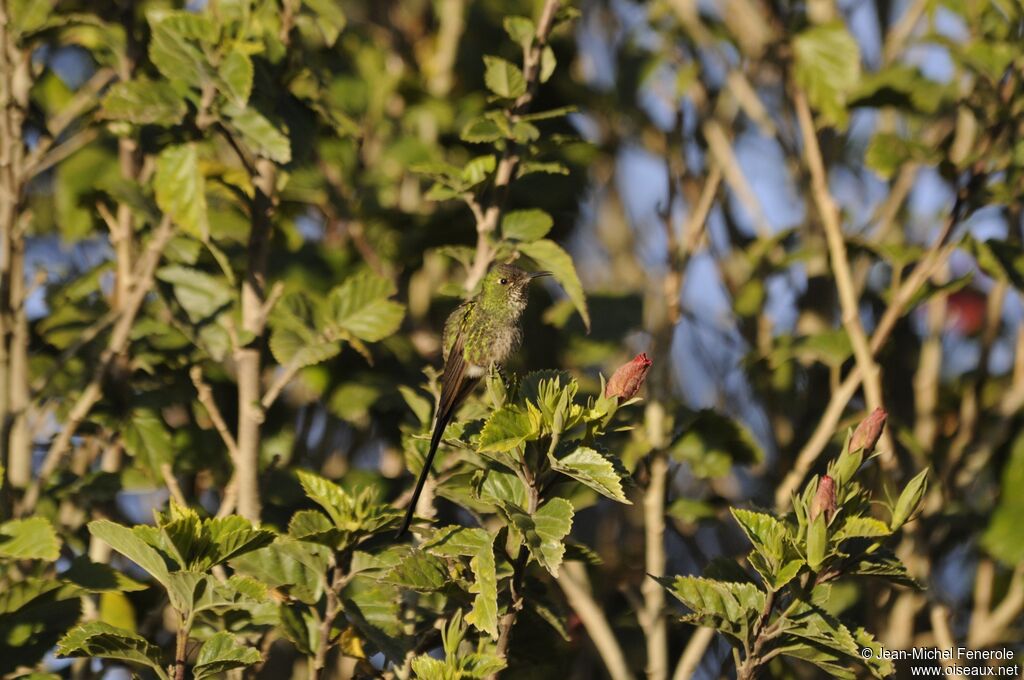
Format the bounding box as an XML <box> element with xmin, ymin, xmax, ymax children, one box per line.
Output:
<box><xmin>463</xmin><ymin>0</ymin><xmax>561</xmax><ymax>291</ymax></box>
<box><xmin>189</xmin><ymin>365</ymin><xmax>240</xmax><ymax>460</ymax></box>
<box><xmin>556</xmin><ymin>561</ymin><xmax>635</xmax><ymax>680</ymax></box>
<box><xmin>672</xmin><ymin>627</ymin><xmax>715</xmax><ymax>680</ymax></box>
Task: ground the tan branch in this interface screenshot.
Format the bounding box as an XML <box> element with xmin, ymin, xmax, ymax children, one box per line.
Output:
<box><xmin>21</xmin><ymin>215</ymin><xmax>175</xmax><ymax>513</ymax></box>
<box><xmin>557</xmin><ymin>562</ymin><xmax>635</xmax><ymax>680</ymax></box>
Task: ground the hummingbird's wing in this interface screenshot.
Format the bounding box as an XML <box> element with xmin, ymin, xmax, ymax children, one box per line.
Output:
<box><xmin>397</xmin><ymin>302</ymin><xmax>480</xmax><ymax>537</ymax></box>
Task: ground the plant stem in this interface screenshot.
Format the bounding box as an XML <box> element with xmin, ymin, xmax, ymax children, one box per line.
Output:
<box><xmin>174</xmin><ymin>619</ymin><xmax>189</xmax><ymax>680</ymax></box>
<box><xmin>311</xmin><ymin>566</ymin><xmax>344</xmax><ymax>680</ymax></box>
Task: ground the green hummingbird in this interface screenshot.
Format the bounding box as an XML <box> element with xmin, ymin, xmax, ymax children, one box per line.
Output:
<box><xmin>398</xmin><ymin>264</ymin><xmax>550</xmax><ymax>536</ymax></box>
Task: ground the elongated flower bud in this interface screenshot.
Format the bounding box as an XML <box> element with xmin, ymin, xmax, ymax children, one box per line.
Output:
<box><xmin>809</xmin><ymin>474</ymin><xmax>837</xmax><ymax>523</ymax></box>
<box><xmin>850</xmin><ymin>407</ymin><xmax>887</xmax><ymax>454</ymax></box>
<box><xmin>605</xmin><ymin>352</ymin><xmax>652</xmax><ymax>400</ymax></box>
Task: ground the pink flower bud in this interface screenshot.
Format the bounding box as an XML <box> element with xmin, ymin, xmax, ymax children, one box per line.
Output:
<box><xmin>850</xmin><ymin>407</ymin><xmax>887</xmax><ymax>454</ymax></box>
<box><xmin>809</xmin><ymin>474</ymin><xmax>837</xmax><ymax>523</ymax></box>
<box><xmin>605</xmin><ymin>353</ymin><xmax>652</xmax><ymax>400</ymax></box>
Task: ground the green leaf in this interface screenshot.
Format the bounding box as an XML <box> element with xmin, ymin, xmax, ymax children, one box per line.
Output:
<box><xmin>517</xmin><ymin>239</ymin><xmax>590</xmax><ymax>332</ymax></box>
<box><xmin>58</xmin><ymin>622</ymin><xmax>169</xmax><ymax>680</ymax></box>
<box><xmin>461</xmin><ymin>155</ymin><xmax>496</xmax><ymax>185</ymax></box>
<box><xmin>965</xmin><ymin>235</ymin><xmax>1024</xmax><ymax>292</ymax></box>
<box><xmin>9</xmin><ymin>0</ymin><xmax>51</xmax><ymax>36</ymax></box>
<box><xmin>229</xmin><ymin>108</ymin><xmax>292</xmax><ymax>164</ymax></box>
<box><xmin>503</xmin><ymin>16</ymin><xmax>535</xmax><ymax>48</ymax></box>
<box><xmin>517</xmin><ymin>161</ymin><xmax>570</xmax><ymax>177</ymax></box>
<box><xmin>847</xmin><ymin>548</ymin><xmax>920</xmax><ymax>589</ymax></box>
<box><xmin>505</xmin><ymin>499</ymin><xmax>574</xmax><ymax>576</ymax></box>
<box><xmin>231</xmin><ymin>538</ymin><xmax>329</xmax><ymax>605</ymax></box>
<box><xmin>193</xmin><ymin>631</ymin><xmax>262</xmax><ymax>680</ymax></box>
<box><xmin>834</xmin><ymin>516</ymin><xmax>891</xmax><ymax>541</ymax></box>
<box><xmin>661</xmin><ymin>575</ymin><xmax>765</xmax><ymax>641</ymax></box>
<box><xmin>87</xmin><ymin>521</ymin><xmax>172</xmax><ymax>590</ymax></box>
<box><xmin>502</xmin><ymin>209</ymin><xmax>553</xmax><ymax>242</ymax></box>
<box><xmin>121</xmin><ymin>409</ymin><xmax>173</xmax><ymax>478</ymax></box>
<box><xmin>218</xmin><ymin>51</ymin><xmax>254</xmax><ymax>105</ymax></box>
<box><xmin>303</xmin><ymin>0</ymin><xmax>347</xmax><ymax>46</ymax></box>
<box><xmin>147</xmin><ymin>11</ymin><xmax>213</xmax><ymax>87</ymax></box>
<box><xmin>61</xmin><ymin>557</ymin><xmax>148</xmax><ymax>594</ymax></box>
<box><xmin>891</xmin><ymin>469</ymin><xmax>927</xmax><ymax>531</ymax></box>
<box><xmin>793</xmin><ymin>22</ymin><xmax>861</xmax><ymax>129</ymax></box>
<box><xmin>477</xmin><ymin>405</ymin><xmax>534</xmax><ymax>453</ymax></box>
<box><xmin>156</xmin><ymin>265</ymin><xmax>233</xmax><ymax>323</ymax></box>
<box><xmin>296</xmin><ymin>471</ymin><xmax>353</xmax><ymax>529</ymax></box>
<box><xmin>729</xmin><ymin>509</ymin><xmax>804</xmax><ymax>590</ymax></box>
<box><xmin>551</xmin><ymin>446</ymin><xmax>630</xmax><ymax>503</ymax></box>
<box><xmin>423</xmin><ymin>527</ymin><xmax>498</xmax><ymax>637</ymax></box>
<box><xmin>540</xmin><ymin>45</ymin><xmax>556</xmax><ymax>83</ymax></box>
<box><xmin>382</xmin><ymin>548</ymin><xmax>448</xmax><ymax>592</ymax></box>
<box><xmin>0</xmin><ymin>517</ymin><xmax>60</xmax><ymax>561</ymax></box>
<box><xmin>100</xmin><ymin>79</ymin><xmax>186</xmax><ymax>126</ymax></box>
<box><xmin>461</xmin><ymin>114</ymin><xmax>507</xmax><ymax>143</ymax></box>
<box><xmin>154</xmin><ymin>144</ymin><xmax>209</xmax><ymax>239</ymax></box>
<box><xmin>327</xmin><ymin>271</ymin><xmax>405</xmax><ymax>342</ymax></box>
<box><xmin>983</xmin><ymin>431</ymin><xmax>1024</xmax><ymax>566</ymax></box>
<box><xmin>483</xmin><ymin>56</ymin><xmax>526</xmax><ymax>99</ymax></box>
<box><xmin>268</xmin><ymin>292</ymin><xmax>341</xmax><ymax>369</ymax></box>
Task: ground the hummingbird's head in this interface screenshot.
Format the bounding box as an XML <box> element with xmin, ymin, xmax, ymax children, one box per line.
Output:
<box><xmin>480</xmin><ymin>264</ymin><xmax>550</xmax><ymax>317</ymax></box>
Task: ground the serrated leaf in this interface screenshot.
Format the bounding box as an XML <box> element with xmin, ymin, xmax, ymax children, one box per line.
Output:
<box><xmin>834</xmin><ymin>516</ymin><xmax>891</xmax><ymax>541</ymax></box>
<box><xmin>423</xmin><ymin>527</ymin><xmax>498</xmax><ymax>637</ymax></box>
<box><xmin>155</xmin><ymin>144</ymin><xmax>208</xmax><ymax>239</ymax></box>
<box><xmin>461</xmin><ymin>155</ymin><xmax>496</xmax><ymax>185</ymax></box>
<box><xmin>87</xmin><ymin>521</ymin><xmax>172</xmax><ymax>590</ymax></box>
<box><xmin>303</xmin><ymin>0</ymin><xmax>347</xmax><ymax>46</ymax></box>
<box><xmin>503</xmin><ymin>16</ymin><xmax>535</xmax><ymax>48</ymax></box>
<box><xmin>193</xmin><ymin>631</ymin><xmax>261</xmax><ymax>680</ymax></box>
<box><xmin>229</xmin><ymin>108</ymin><xmax>292</xmax><ymax>164</ymax></box>
<box><xmin>517</xmin><ymin>239</ymin><xmax>590</xmax><ymax>331</ymax></box>
<box><xmin>0</xmin><ymin>517</ymin><xmax>60</xmax><ymax>561</ymax></box>
<box><xmin>218</xmin><ymin>51</ymin><xmax>253</xmax><ymax>105</ymax></box>
<box><xmin>156</xmin><ymin>265</ymin><xmax>233</xmax><ymax>323</ymax></box>
<box><xmin>326</xmin><ymin>271</ymin><xmax>405</xmax><ymax>342</ymax></box>
<box><xmin>382</xmin><ymin>548</ymin><xmax>448</xmax><ymax>592</ymax></box>
<box><xmin>477</xmin><ymin>405</ymin><xmax>534</xmax><ymax>453</ymax></box>
<box><xmin>121</xmin><ymin>408</ymin><xmax>173</xmax><ymax>479</ymax></box>
<box><xmin>57</xmin><ymin>622</ymin><xmax>169</xmax><ymax>680</ymax></box>
<box><xmin>483</xmin><ymin>56</ymin><xmax>526</xmax><ymax>99</ymax></box>
<box><xmin>661</xmin><ymin>575</ymin><xmax>765</xmax><ymax>641</ymax></box>
<box><xmin>61</xmin><ymin>557</ymin><xmax>148</xmax><ymax>594</ymax></box>
<box><xmin>793</xmin><ymin>22</ymin><xmax>861</xmax><ymax>129</ymax></box>
<box><xmin>517</xmin><ymin>161</ymin><xmax>570</xmax><ymax>177</ymax></box>
<box><xmin>148</xmin><ymin>11</ymin><xmax>212</xmax><ymax>87</ymax></box>
<box><xmin>551</xmin><ymin>446</ymin><xmax>630</xmax><ymax>503</ymax></box>
<box><xmin>461</xmin><ymin>115</ymin><xmax>506</xmax><ymax>143</ymax></box>
<box><xmin>100</xmin><ymin>79</ymin><xmax>186</xmax><ymax>126</ymax></box>
<box><xmin>504</xmin><ymin>499</ymin><xmax>574</xmax><ymax>576</ymax></box>
<box><xmin>502</xmin><ymin>209</ymin><xmax>553</xmax><ymax>242</ymax></box>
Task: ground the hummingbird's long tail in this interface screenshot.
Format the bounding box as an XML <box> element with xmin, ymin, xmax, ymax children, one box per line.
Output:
<box><xmin>397</xmin><ymin>409</ymin><xmax>451</xmax><ymax>537</ymax></box>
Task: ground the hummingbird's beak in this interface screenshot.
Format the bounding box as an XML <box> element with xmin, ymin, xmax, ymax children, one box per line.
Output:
<box><xmin>530</xmin><ymin>271</ymin><xmax>553</xmax><ymax>280</ymax></box>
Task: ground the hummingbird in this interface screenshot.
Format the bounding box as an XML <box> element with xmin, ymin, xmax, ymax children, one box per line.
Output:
<box><xmin>398</xmin><ymin>264</ymin><xmax>550</xmax><ymax>536</ymax></box>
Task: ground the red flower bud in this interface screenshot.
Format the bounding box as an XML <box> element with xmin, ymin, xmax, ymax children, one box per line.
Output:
<box><xmin>809</xmin><ymin>474</ymin><xmax>837</xmax><ymax>523</ymax></box>
<box><xmin>605</xmin><ymin>353</ymin><xmax>653</xmax><ymax>400</ymax></box>
<box><xmin>850</xmin><ymin>407</ymin><xmax>887</xmax><ymax>454</ymax></box>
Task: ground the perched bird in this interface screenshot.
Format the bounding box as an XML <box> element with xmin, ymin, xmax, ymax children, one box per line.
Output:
<box><xmin>398</xmin><ymin>264</ymin><xmax>550</xmax><ymax>536</ymax></box>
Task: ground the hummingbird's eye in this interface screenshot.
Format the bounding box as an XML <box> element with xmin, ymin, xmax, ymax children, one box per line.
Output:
<box><xmin>499</xmin><ymin>278</ymin><xmax>508</xmax><ymax>285</ymax></box>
